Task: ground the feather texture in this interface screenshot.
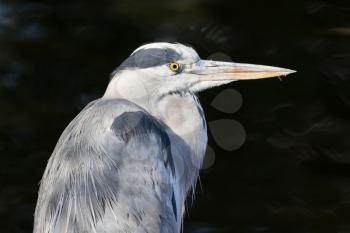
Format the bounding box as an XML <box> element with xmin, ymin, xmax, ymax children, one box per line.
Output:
<box><xmin>34</xmin><ymin>97</ymin><xmax>205</xmax><ymax>233</ymax></box>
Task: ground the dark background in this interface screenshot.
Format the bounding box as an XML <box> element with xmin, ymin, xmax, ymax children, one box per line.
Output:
<box><xmin>1</xmin><ymin>0</ymin><xmax>350</xmax><ymax>232</ymax></box>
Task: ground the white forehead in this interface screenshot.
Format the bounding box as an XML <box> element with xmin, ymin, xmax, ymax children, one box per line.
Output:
<box><xmin>131</xmin><ymin>42</ymin><xmax>200</xmax><ymax>63</ymax></box>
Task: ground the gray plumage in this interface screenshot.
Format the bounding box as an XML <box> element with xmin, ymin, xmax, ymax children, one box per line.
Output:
<box><xmin>34</xmin><ymin>42</ymin><xmax>295</xmax><ymax>233</ymax></box>
<box><xmin>34</xmin><ymin>96</ymin><xmax>205</xmax><ymax>233</ymax></box>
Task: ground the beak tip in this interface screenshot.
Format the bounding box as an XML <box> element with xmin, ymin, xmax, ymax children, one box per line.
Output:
<box><xmin>282</xmin><ymin>69</ymin><xmax>297</xmax><ymax>76</ymax></box>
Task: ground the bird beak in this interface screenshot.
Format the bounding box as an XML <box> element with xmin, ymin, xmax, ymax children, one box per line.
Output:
<box><xmin>187</xmin><ymin>60</ymin><xmax>296</xmax><ymax>81</ymax></box>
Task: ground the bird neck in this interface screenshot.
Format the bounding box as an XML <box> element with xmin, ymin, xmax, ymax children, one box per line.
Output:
<box><xmin>149</xmin><ymin>93</ymin><xmax>205</xmax><ymax>140</ymax></box>
<box><xmin>105</xmin><ymin>88</ymin><xmax>204</xmax><ymax>142</ymax></box>
<box><xmin>148</xmin><ymin>93</ymin><xmax>208</xmax><ymax>168</ymax></box>
<box><xmin>103</xmin><ymin>77</ymin><xmax>207</xmax><ymax>166</ymax></box>
<box><xmin>103</xmin><ymin>76</ymin><xmax>203</xmax><ymax>137</ymax></box>
<box><xmin>152</xmin><ymin>93</ymin><xmax>208</xmax><ymax>180</ymax></box>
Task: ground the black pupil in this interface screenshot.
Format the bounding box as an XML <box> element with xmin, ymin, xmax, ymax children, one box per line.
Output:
<box><xmin>172</xmin><ymin>64</ymin><xmax>177</xmax><ymax>69</ymax></box>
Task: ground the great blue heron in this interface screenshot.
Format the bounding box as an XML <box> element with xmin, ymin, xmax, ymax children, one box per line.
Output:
<box><xmin>33</xmin><ymin>42</ymin><xmax>295</xmax><ymax>233</ymax></box>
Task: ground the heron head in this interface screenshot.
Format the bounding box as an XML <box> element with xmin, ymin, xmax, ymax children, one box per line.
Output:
<box><xmin>103</xmin><ymin>42</ymin><xmax>295</xmax><ymax>100</ymax></box>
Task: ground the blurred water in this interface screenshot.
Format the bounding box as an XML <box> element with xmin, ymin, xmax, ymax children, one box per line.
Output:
<box><xmin>0</xmin><ymin>0</ymin><xmax>349</xmax><ymax>232</ymax></box>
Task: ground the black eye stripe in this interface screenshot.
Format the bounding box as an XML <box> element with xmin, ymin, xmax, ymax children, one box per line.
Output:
<box><xmin>117</xmin><ymin>48</ymin><xmax>183</xmax><ymax>70</ymax></box>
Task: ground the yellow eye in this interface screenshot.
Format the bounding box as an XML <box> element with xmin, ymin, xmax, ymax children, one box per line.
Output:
<box><xmin>169</xmin><ymin>62</ymin><xmax>180</xmax><ymax>72</ymax></box>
